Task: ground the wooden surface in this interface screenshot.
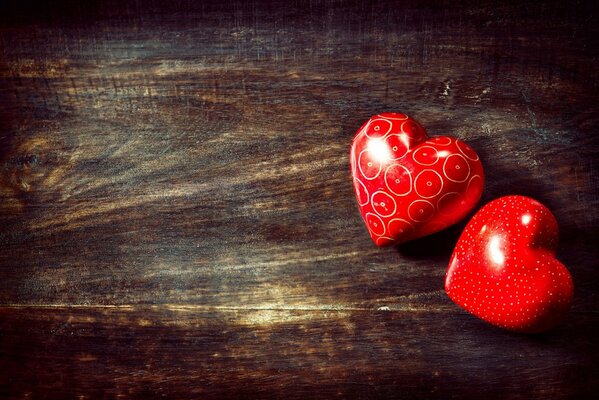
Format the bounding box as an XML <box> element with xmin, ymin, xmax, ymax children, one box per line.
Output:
<box><xmin>1</xmin><ymin>1</ymin><xmax>598</xmax><ymax>398</ymax></box>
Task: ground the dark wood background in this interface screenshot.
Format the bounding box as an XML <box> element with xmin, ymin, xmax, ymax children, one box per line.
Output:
<box><xmin>1</xmin><ymin>0</ymin><xmax>598</xmax><ymax>398</ymax></box>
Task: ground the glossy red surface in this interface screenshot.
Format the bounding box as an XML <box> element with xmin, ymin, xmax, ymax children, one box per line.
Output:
<box><xmin>445</xmin><ymin>195</ymin><xmax>574</xmax><ymax>333</ymax></box>
<box><xmin>350</xmin><ymin>113</ymin><xmax>484</xmax><ymax>246</ymax></box>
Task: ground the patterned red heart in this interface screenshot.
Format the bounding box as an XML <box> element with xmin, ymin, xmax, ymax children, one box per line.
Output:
<box><xmin>445</xmin><ymin>195</ymin><xmax>574</xmax><ymax>333</ymax></box>
<box><xmin>350</xmin><ymin>112</ymin><xmax>484</xmax><ymax>246</ymax></box>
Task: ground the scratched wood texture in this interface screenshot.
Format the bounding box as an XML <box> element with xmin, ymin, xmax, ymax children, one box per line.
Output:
<box><xmin>0</xmin><ymin>0</ymin><xmax>598</xmax><ymax>398</ymax></box>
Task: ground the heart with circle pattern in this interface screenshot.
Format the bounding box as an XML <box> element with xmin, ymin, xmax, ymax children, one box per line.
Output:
<box><xmin>350</xmin><ymin>112</ymin><xmax>484</xmax><ymax>246</ymax></box>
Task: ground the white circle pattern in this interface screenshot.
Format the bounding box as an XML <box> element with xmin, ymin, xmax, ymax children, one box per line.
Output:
<box><xmin>400</xmin><ymin>120</ymin><xmax>419</xmax><ymax>138</ymax></box>
<box><xmin>364</xmin><ymin>118</ymin><xmax>392</xmax><ymax>138</ymax></box>
<box><xmin>385</xmin><ymin>134</ymin><xmax>409</xmax><ymax>160</ymax></box>
<box><xmin>365</xmin><ymin>212</ymin><xmax>386</xmax><ymax>236</ymax></box>
<box><xmin>384</xmin><ymin>164</ymin><xmax>412</xmax><ymax>196</ymax></box>
<box><xmin>412</xmin><ymin>146</ymin><xmax>440</xmax><ymax>166</ymax></box>
<box><xmin>388</xmin><ymin>218</ymin><xmax>414</xmax><ymax>237</ymax></box>
<box><xmin>371</xmin><ymin>191</ymin><xmax>397</xmax><ymax>217</ymax></box>
<box><xmin>443</xmin><ymin>153</ymin><xmax>470</xmax><ymax>183</ymax></box>
<box><xmin>414</xmin><ymin>169</ymin><xmax>444</xmax><ymax>199</ymax></box>
<box><xmin>408</xmin><ymin>200</ymin><xmax>435</xmax><ymax>222</ymax></box>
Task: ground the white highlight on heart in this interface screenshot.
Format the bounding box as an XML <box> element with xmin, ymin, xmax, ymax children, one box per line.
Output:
<box><xmin>358</xmin><ymin>149</ymin><xmax>382</xmax><ymax>180</ymax></box>
<box><xmin>521</xmin><ymin>214</ymin><xmax>532</xmax><ymax>225</ymax></box>
<box><xmin>488</xmin><ymin>235</ymin><xmax>505</xmax><ymax>266</ymax></box>
<box><xmin>366</xmin><ymin>138</ymin><xmax>392</xmax><ymax>163</ymax></box>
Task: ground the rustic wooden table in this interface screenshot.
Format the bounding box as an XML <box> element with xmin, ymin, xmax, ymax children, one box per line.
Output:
<box><xmin>1</xmin><ymin>1</ymin><xmax>598</xmax><ymax>398</ymax></box>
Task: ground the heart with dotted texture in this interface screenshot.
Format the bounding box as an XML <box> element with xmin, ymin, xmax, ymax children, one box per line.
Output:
<box><xmin>445</xmin><ymin>195</ymin><xmax>574</xmax><ymax>333</ymax></box>
<box><xmin>350</xmin><ymin>112</ymin><xmax>484</xmax><ymax>246</ymax></box>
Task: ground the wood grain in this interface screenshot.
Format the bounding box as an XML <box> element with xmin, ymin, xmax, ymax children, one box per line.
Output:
<box><xmin>1</xmin><ymin>306</ymin><xmax>597</xmax><ymax>399</ymax></box>
<box><xmin>1</xmin><ymin>0</ymin><xmax>598</xmax><ymax>398</ymax></box>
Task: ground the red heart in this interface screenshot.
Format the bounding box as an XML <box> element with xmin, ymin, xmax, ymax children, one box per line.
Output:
<box><xmin>350</xmin><ymin>113</ymin><xmax>484</xmax><ymax>246</ymax></box>
<box><xmin>445</xmin><ymin>195</ymin><xmax>574</xmax><ymax>333</ymax></box>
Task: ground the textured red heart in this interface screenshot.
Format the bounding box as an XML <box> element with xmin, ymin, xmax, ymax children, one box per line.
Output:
<box><xmin>350</xmin><ymin>112</ymin><xmax>484</xmax><ymax>246</ymax></box>
<box><xmin>445</xmin><ymin>195</ymin><xmax>574</xmax><ymax>333</ymax></box>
